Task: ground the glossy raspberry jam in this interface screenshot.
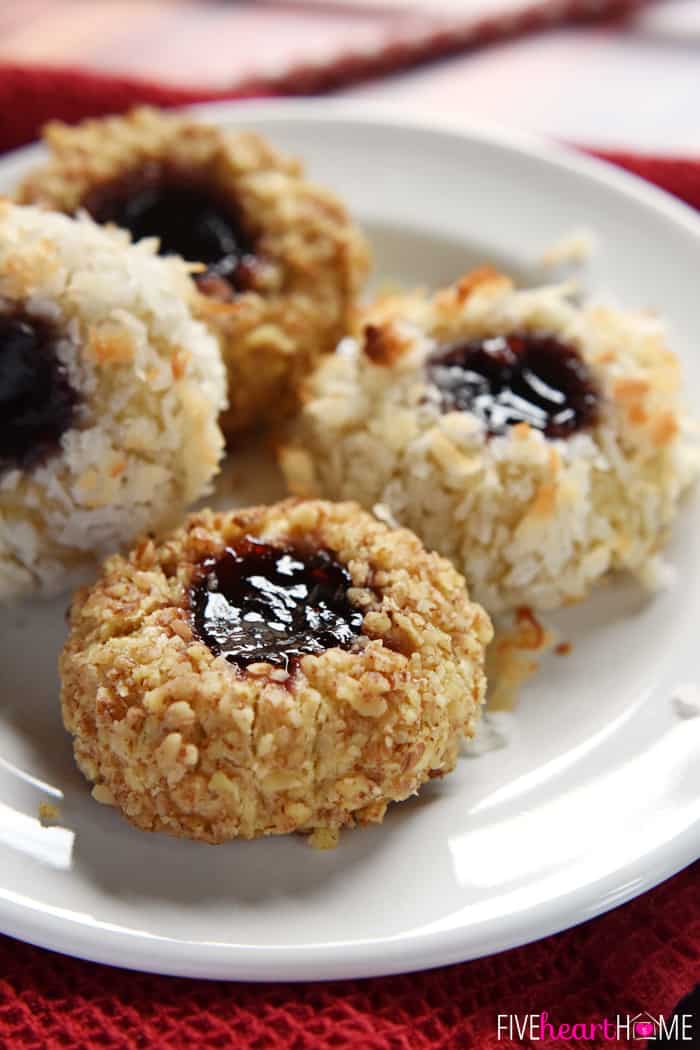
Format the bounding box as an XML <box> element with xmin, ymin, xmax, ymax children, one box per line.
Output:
<box><xmin>427</xmin><ymin>332</ymin><xmax>599</xmax><ymax>438</ymax></box>
<box><xmin>84</xmin><ymin>173</ymin><xmax>257</xmax><ymax>292</ymax></box>
<box><xmin>191</xmin><ymin>537</ymin><xmax>364</xmax><ymax>671</ymax></box>
<box><xmin>0</xmin><ymin>313</ymin><xmax>77</xmax><ymax>473</ymax></box>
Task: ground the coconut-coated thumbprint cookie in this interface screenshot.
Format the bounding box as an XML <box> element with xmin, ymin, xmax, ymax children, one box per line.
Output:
<box><xmin>281</xmin><ymin>268</ymin><xmax>698</xmax><ymax>612</ymax></box>
<box><xmin>17</xmin><ymin>107</ymin><xmax>371</xmax><ymax>435</ymax></box>
<box><xmin>59</xmin><ymin>499</ymin><xmax>492</xmax><ymax>847</ymax></box>
<box><xmin>0</xmin><ymin>202</ymin><xmax>226</xmax><ymax>602</ymax></box>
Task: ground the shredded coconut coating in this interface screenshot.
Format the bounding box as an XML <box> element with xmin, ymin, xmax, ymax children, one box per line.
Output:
<box><xmin>60</xmin><ymin>499</ymin><xmax>492</xmax><ymax>845</ymax></box>
<box><xmin>281</xmin><ymin>269</ymin><xmax>699</xmax><ymax>612</ymax></box>
<box><xmin>17</xmin><ymin>107</ymin><xmax>371</xmax><ymax>435</ymax></box>
<box><xmin>0</xmin><ymin>201</ymin><xmax>226</xmax><ymax>601</ymax></box>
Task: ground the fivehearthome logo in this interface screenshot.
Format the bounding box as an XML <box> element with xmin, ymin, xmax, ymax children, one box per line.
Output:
<box><xmin>496</xmin><ymin>1010</ymin><xmax>695</xmax><ymax>1041</ymax></box>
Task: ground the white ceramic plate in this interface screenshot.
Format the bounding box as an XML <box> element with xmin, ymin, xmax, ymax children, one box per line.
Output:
<box><xmin>1</xmin><ymin>101</ymin><xmax>699</xmax><ymax>982</ymax></box>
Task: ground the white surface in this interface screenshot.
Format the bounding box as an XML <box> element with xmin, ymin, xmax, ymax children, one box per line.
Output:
<box><xmin>0</xmin><ymin>101</ymin><xmax>699</xmax><ymax>981</ymax></box>
<box><xmin>344</xmin><ymin>4</ymin><xmax>700</xmax><ymax>152</ymax></box>
<box><xmin>271</xmin><ymin>0</ymin><xmax>539</xmax><ymax>11</ymax></box>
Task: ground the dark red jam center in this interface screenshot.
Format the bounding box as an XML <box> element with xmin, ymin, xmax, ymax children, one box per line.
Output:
<box><xmin>191</xmin><ymin>538</ymin><xmax>364</xmax><ymax>671</ymax></box>
<box><xmin>427</xmin><ymin>332</ymin><xmax>599</xmax><ymax>439</ymax></box>
<box><xmin>0</xmin><ymin>314</ymin><xmax>77</xmax><ymax>474</ymax></box>
<box><xmin>84</xmin><ymin>173</ymin><xmax>257</xmax><ymax>292</ymax></box>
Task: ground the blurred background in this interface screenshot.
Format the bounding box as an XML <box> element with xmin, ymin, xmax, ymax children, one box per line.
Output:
<box><xmin>0</xmin><ymin>0</ymin><xmax>698</xmax><ymax>150</ymax></box>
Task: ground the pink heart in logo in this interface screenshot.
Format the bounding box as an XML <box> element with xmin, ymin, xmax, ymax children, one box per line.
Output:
<box><xmin>635</xmin><ymin>1021</ymin><xmax>654</xmax><ymax>1038</ymax></box>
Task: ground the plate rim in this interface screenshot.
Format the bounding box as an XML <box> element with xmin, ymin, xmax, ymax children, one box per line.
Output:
<box><xmin>1</xmin><ymin>99</ymin><xmax>699</xmax><ymax>981</ymax></box>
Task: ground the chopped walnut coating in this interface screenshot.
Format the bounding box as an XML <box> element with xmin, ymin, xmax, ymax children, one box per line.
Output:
<box><xmin>60</xmin><ymin>499</ymin><xmax>492</xmax><ymax>846</ymax></box>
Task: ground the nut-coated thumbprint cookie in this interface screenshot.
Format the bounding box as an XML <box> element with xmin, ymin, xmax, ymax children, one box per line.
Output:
<box><xmin>0</xmin><ymin>202</ymin><xmax>226</xmax><ymax>602</ymax></box>
<box><xmin>281</xmin><ymin>268</ymin><xmax>698</xmax><ymax>612</ymax></box>
<box><xmin>17</xmin><ymin>107</ymin><xmax>371</xmax><ymax>435</ymax></box>
<box><xmin>60</xmin><ymin>499</ymin><xmax>492</xmax><ymax>847</ymax></box>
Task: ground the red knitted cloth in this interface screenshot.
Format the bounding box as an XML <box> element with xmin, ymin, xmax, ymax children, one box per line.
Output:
<box><xmin>0</xmin><ymin>61</ymin><xmax>698</xmax><ymax>1050</ymax></box>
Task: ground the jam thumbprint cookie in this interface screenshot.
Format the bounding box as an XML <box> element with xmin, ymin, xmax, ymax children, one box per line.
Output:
<box><xmin>281</xmin><ymin>269</ymin><xmax>698</xmax><ymax>612</ymax></box>
<box><xmin>0</xmin><ymin>202</ymin><xmax>226</xmax><ymax>601</ymax></box>
<box><xmin>59</xmin><ymin>500</ymin><xmax>492</xmax><ymax>847</ymax></box>
<box><xmin>17</xmin><ymin>107</ymin><xmax>370</xmax><ymax>435</ymax></box>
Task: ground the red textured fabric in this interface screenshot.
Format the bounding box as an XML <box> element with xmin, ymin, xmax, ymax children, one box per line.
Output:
<box><xmin>0</xmin><ymin>0</ymin><xmax>648</xmax><ymax>155</ymax></box>
<box><xmin>0</xmin><ymin>48</ymin><xmax>699</xmax><ymax>1050</ymax></box>
<box><xmin>0</xmin><ymin>64</ymin><xmax>262</xmax><ymax>155</ymax></box>
<box><xmin>591</xmin><ymin>151</ymin><xmax>700</xmax><ymax>215</ymax></box>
